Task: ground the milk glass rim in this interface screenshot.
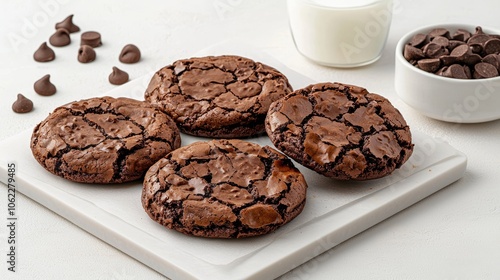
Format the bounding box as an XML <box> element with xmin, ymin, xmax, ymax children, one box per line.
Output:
<box><xmin>288</xmin><ymin>0</ymin><xmax>391</xmax><ymax>10</ymax></box>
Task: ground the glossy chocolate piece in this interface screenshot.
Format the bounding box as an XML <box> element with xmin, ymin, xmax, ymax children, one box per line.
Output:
<box><xmin>80</xmin><ymin>31</ymin><xmax>102</xmax><ymax>47</ymax></box>
<box><xmin>119</xmin><ymin>44</ymin><xmax>141</xmax><ymax>63</ymax></box>
<box><xmin>33</xmin><ymin>42</ymin><xmax>55</xmax><ymax>62</ymax></box>
<box><xmin>55</xmin><ymin>15</ymin><xmax>80</xmax><ymax>33</ymax></box>
<box><xmin>77</xmin><ymin>45</ymin><xmax>96</xmax><ymax>63</ymax></box>
<box><xmin>12</xmin><ymin>94</ymin><xmax>33</xmax><ymax>113</ymax></box>
<box><xmin>34</xmin><ymin>74</ymin><xmax>56</xmax><ymax>96</ymax></box>
<box><xmin>49</xmin><ymin>28</ymin><xmax>71</xmax><ymax>47</ymax></box>
<box><xmin>108</xmin><ymin>66</ymin><xmax>129</xmax><ymax>85</ymax></box>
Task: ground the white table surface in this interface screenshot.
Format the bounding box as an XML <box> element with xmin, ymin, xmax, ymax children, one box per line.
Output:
<box><xmin>1</xmin><ymin>0</ymin><xmax>500</xmax><ymax>279</ymax></box>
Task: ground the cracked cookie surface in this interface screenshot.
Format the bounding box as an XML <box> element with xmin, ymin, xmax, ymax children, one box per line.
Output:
<box><xmin>30</xmin><ymin>96</ymin><xmax>181</xmax><ymax>184</ymax></box>
<box><xmin>142</xmin><ymin>139</ymin><xmax>307</xmax><ymax>238</ymax></box>
<box><xmin>265</xmin><ymin>82</ymin><xmax>414</xmax><ymax>180</ymax></box>
<box><xmin>144</xmin><ymin>55</ymin><xmax>293</xmax><ymax>138</ymax></box>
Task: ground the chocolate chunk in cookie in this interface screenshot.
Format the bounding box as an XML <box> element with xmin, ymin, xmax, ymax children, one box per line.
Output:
<box><xmin>31</xmin><ymin>96</ymin><xmax>181</xmax><ymax>184</ymax></box>
<box><xmin>265</xmin><ymin>82</ymin><xmax>414</xmax><ymax>181</ymax></box>
<box><xmin>142</xmin><ymin>139</ymin><xmax>307</xmax><ymax>238</ymax></box>
<box><xmin>144</xmin><ymin>55</ymin><xmax>293</xmax><ymax>138</ymax></box>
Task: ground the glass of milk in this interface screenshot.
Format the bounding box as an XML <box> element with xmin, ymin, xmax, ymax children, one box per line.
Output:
<box><xmin>287</xmin><ymin>0</ymin><xmax>394</xmax><ymax>68</ymax></box>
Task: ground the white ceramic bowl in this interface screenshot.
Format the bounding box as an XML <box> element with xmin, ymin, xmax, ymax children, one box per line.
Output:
<box><xmin>395</xmin><ymin>24</ymin><xmax>500</xmax><ymax>123</ymax></box>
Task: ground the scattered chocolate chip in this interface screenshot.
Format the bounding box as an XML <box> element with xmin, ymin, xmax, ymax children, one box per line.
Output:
<box><xmin>119</xmin><ymin>44</ymin><xmax>141</xmax><ymax>63</ymax></box>
<box><xmin>108</xmin><ymin>66</ymin><xmax>129</xmax><ymax>85</ymax></box>
<box><xmin>404</xmin><ymin>26</ymin><xmax>500</xmax><ymax>79</ymax></box>
<box><xmin>34</xmin><ymin>74</ymin><xmax>57</xmax><ymax>96</ymax></box>
<box><xmin>33</xmin><ymin>42</ymin><xmax>55</xmax><ymax>62</ymax></box>
<box><xmin>12</xmin><ymin>94</ymin><xmax>33</xmax><ymax>113</ymax></box>
<box><xmin>81</xmin><ymin>31</ymin><xmax>102</xmax><ymax>47</ymax></box>
<box><xmin>417</xmin><ymin>58</ymin><xmax>441</xmax><ymax>73</ymax></box>
<box><xmin>49</xmin><ymin>28</ymin><xmax>71</xmax><ymax>47</ymax></box>
<box><xmin>77</xmin><ymin>45</ymin><xmax>96</xmax><ymax>63</ymax></box>
<box><xmin>55</xmin><ymin>15</ymin><xmax>80</xmax><ymax>33</ymax></box>
<box><xmin>474</xmin><ymin>62</ymin><xmax>499</xmax><ymax>79</ymax></box>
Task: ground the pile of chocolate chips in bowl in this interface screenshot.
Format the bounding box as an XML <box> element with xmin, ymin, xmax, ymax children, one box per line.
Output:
<box><xmin>403</xmin><ymin>26</ymin><xmax>500</xmax><ymax>79</ymax></box>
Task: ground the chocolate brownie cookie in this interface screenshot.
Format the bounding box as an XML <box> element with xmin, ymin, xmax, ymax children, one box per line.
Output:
<box><xmin>142</xmin><ymin>139</ymin><xmax>307</xmax><ymax>238</ymax></box>
<box><xmin>31</xmin><ymin>96</ymin><xmax>181</xmax><ymax>184</ymax></box>
<box><xmin>144</xmin><ymin>55</ymin><xmax>293</xmax><ymax>138</ymax></box>
<box><xmin>265</xmin><ymin>82</ymin><xmax>413</xmax><ymax>181</ymax></box>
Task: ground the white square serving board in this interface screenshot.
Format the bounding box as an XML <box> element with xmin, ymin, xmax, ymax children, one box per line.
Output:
<box><xmin>0</xmin><ymin>45</ymin><xmax>467</xmax><ymax>280</ymax></box>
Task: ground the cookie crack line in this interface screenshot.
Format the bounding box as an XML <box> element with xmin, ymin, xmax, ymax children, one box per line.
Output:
<box><xmin>70</xmin><ymin>105</ymin><xmax>148</xmax><ymax>131</ymax></box>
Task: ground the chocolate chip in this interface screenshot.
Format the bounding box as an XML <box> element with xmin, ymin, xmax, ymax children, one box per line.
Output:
<box><xmin>452</xmin><ymin>29</ymin><xmax>471</xmax><ymax>42</ymax></box>
<box><xmin>78</xmin><ymin>45</ymin><xmax>96</xmax><ymax>63</ymax></box>
<box><xmin>423</xmin><ymin>42</ymin><xmax>449</xmax><ymax>58</ymax></box>
<box><xmin>468</xmin><ymin>34</ymin><xmax>490</xmax><ymax>45</ymax></box>
<box><xmin>450</xmin><ymin>44</ymin><xmax>470</xmax><ymax>58</ymax></box>
<box><xmin>440</xmin><ymin>55</ymin><xmax>458</xmax><ymax>66</ymax></box>
<box><xmin>33</xmin><ymin>42</ymin><xmax>55</xmax><ymax>62</ymax></box>
<box><xmin>436</xmin><ymin>66</ymin><xmax>448</xmax><ymax>76</ymax></box>
<box><xmin>108</xmin><ymin>66</ymin><xmax>129</xmax><ymax>85</ymax></box>
<box><xmin>404</xmin><ymin>44</ymin><xmax>425</xmax><ymax>60</ymax></box>
<box><xmin>473</xmin><ymin>62</ymin><xmax>499</xmax><ymax>79</ymax></box>
<box><xmin>469</xmin><ymin>43</ymin><xmax>483</xmax><ymax>54</ymax></box>
<box><xmin>475</xmin><ymin>26</ymin><xmax>485</xmax><ymax>35</ymax></box>
<box><xmin>409</xmin><ymin>33</ymin><xmax>429</xmax><ymax>47</ymax></box>
<box><xmin>417</xmin><ymin>58</ymin><xmax>441</xmax><ymax>73</ymax></box>
<box><xmin>482</xmin><ymin>54</ymin><xmax>500</xmax><ymax>71</ymax></box>
<box><xmin>12</xmin><ymin>94</ymin><xmax>33</xmax><ymax>113</ymax></box>
<box><xmin>119</xmin><ymin>44</ymin><xmax>141</xmax><ymax>64</ymax></box>
<box><xmin>429</xmin><ymin>28</ymin><xmax>450</xmax><ymax>39</ymax></box>
<box><xmin>49</xmin><ymin>28</ymin><xmax>71</xmax><ymax>47</ymax></box>
<box><xmin>34</xmin><ymin>74</ymin><xmax>56</xmax><ymax>96</ymax></box>
<box><xmin>81</xmin><ymin>31</ymin><xmax>102</xmax><ymax>47</ymax></box>
<box><xmin>442</xmin><ymin>64</ymin><xmax>469</xmax><ymax>79</ymax></box>
<box><xmin>55</xmin><ymin>15</ymin><xmax>80</xmax><ymax>33</ymax></box>
<box><xmin>463</xmin><ymin>53</ymin><xmax>482</xmax><ymax>66</ymax></box>
<box><xmin>464</xmin><ymin>65</ymin><xmax>472</xmax><ymax>79</ymax></box>
<box><xmin>448</xmin><ymin>40</ymin><xmax>466</xmax><ymax>51</ymax></box>
<box><xmin>432</xmin><ymin>36</ymin><xmax>449</xmax><ymax>47</ymax></box>
<box><xmin>483</xmin><ymin>38</ymin><xmax>500</xmax><ymax>55</ymax></box>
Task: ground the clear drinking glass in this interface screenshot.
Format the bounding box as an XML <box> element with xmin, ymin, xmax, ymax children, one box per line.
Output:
<box><xmin>287</xmin><ymin>0</ymin><xmax>394</xmax><ymax>68</ymax></box>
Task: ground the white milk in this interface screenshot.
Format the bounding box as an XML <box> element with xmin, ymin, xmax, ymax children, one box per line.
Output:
<box><xmin>287</xmin><ymin>0</ymin><xmax>393</xmax><ymax>67</ymax></box>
